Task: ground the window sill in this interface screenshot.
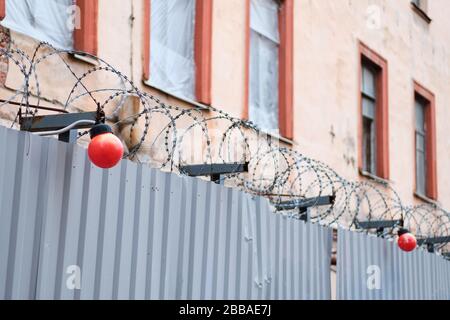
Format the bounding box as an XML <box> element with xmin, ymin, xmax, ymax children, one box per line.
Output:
<box><xmin>411</xmin><ymin>2</ymin><xmax>432</xmax><ymax>24</ymax></box>
<box><xmin>257</xmin><ymin>129</ymin><xmax>295</xmax><ymax>146</ymax></box>
<box><xmin>359</xmin><ymin>169</ymin><xmax>390</xmax><ymax>186</ymax></box>
<box><xmin>143</xmin><ymin>80</ymin><xmax>209</xmax><ymax>111</ymax></box>
<box><xmin>274</xmin><ymin>134</ymin><xmax>295</xmax><ymax>146</ymax></box>
<box><xmin>414</xmin><ymin>192</ymin><xmax>439</xmax><ymax>206</ymax></box>
<box><xmin>70</xmin><ymin>53</ymin><xmax>99</xmax><ymax>66</ymax></box>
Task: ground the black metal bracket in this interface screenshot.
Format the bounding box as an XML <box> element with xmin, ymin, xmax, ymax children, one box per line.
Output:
<box><xmin>354</xmin><ymin>219</ymin><xmax>403</xmax><ymax>230</ymax></box>
<box><xmin>273</xmin><ymin>195</ymin><xmax>335</xmax><ymax>222</ymax></box>
<box><xmin>354</xmin><ymin>219</ymin><xmax>403</xmax><ymax>236</ymax></box>
<box><xmin>417</xmin><ymin>236</ymin><xmax>450</xmax><ymax>253</ymax></box>
<box><xmin>274</xmin><ymin>195</ymin><xmax>335</xmax><ymax>211</ymax></box>
<box><xmin>179</xmin><ymin>162</ymin><xmax>249</xmax><ymax>184</ymax></box>
<box><xmin>19</xmin><ymin>111</ymin><xmax>101</xmax><ymax>143</ymax></box>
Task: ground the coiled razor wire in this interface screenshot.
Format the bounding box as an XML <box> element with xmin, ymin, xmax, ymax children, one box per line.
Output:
<box><xmin>0</xmin><ymin>39</ymin><xmax>449</xmax><ymax>256</ymax></box>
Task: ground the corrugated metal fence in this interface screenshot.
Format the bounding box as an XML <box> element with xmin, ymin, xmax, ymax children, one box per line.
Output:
<box><xmin>3</xmin><ymin>125</ymin><xmax>450</xmax><ymax>300</ymax></box>
<box><xmin>337</xmin><ymin>228</ymin><xmax>450</xmax><ymax>300</ymax></box>
<box><xmin>0</xmin><ymin>125</ymin><xmax>332</xmax><ymax>300</ymax></box>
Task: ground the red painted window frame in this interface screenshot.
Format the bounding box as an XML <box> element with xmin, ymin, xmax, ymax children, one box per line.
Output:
<box><xmin>74</xmin><ymin>0</ymin><xmax>99</xmax><ymax>56</ymax></box>
<box><xmin>413</xmin><ymin>81</ymin><xmax>437</xmax><ymax>200</ymax></box>
<box><xmin>0</xmin><ymin>0</ymin><xmax>98</xmax><ymax>56</ymax></box>
<box><xmin>358</xmin><ymin>42</ymin><xmax>390</xmax><ymax>180</ymax></box>
<box><xmin>142</xmin><ymin>0</ymin><xmax>213</xmax><ymax>105</ymax></box>
<box><xmin>0</xmin><ymin>1</ymin><xmax>5</xmax><ymax>20</ymax></box>
<box><xmin>244</xmin><ymin>0</ymin><xmax>294</xmax><ymax>139</ymax></box>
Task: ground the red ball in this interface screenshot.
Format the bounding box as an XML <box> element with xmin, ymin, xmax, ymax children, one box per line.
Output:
<box><xmin>398</xmin><ymin>233</ymin><xmax>417</xmax><ymax>252</ymax></box>
<box><xmin>88</xmin><ymin>132</ymin><xmax>124</xmax><ymax>169</ymax></box>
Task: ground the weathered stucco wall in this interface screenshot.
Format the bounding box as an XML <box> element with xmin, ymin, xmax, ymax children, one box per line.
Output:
<box><xmin>293</xmin><ymin>0</ymin><xmax>450</xmax><ymax>209</ymax></box>
<box><xmin>0</xmin><ymin>0</ymin><xmax>449</xmax><ymax>209</ymax></box>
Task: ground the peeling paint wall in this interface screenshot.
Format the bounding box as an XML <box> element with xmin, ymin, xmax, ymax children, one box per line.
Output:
<box><xmin>0</xmin><ymin>0</ymin><xmax>449</xmax><ymax>208</ymax></box>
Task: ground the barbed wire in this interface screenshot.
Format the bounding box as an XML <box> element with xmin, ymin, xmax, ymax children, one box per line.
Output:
<box><xmin>1</xmin><ymin>38</ymin><xmax>449</xmax><ymax>256</ymax></box>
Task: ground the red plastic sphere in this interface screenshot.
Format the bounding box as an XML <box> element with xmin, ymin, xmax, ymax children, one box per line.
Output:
<box><xmin>398</xmin><ymin>233</ymin><xmax>417</xmax><ymax>252</ymax></box>
<box><xmin>88</xmin><ymin>133</ymin><xmax>124</xmax><ymax>169</ymax></box>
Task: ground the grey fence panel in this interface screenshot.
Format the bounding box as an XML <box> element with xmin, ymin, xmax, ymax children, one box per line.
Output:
<box><xmin>337</xmin><ymin>228</ymin><xmax>450</xmax><ymax>300</ymax></box>
<box><xmin>0</xmin><ymin>126</ymin><xmax>332</xmax><ymax>300</ymax></box>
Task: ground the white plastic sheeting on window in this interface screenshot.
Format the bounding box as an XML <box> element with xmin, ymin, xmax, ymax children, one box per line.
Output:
<box><xmin>149</xmin><ymin>0</ymin><xmax>196</xmax><ymax>101</ymax></box>
<box><xmin>249</xmin><ymin>0</ymin><xmax>280</xmax><ymax>132</ymax></box>
<box><xmin>1</xmin><ymin>0</ymin><xmax>74</xmax><ymax>50</ymax></box>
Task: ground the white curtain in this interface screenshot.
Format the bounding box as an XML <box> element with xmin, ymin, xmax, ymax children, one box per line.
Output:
<box><xmin>1</xmin><ymin>0</ymin><xmax>74</xmax><ymax>50</ymax></box>
<box><xmin>149</xmin><ymin>0</ymin><xmax>196</xmax><ymax>101</ymax></box>
<box><xmin>249</xmin><ymin>0</ymin><xmax>280</xmax><ymax>132</ymax></box>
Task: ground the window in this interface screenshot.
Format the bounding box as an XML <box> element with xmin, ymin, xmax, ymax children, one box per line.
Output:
<box><xmin>0</xmin><ymin>0</ymin><xmax>98</xmax><ymax>54</ymax></box>
<box><xmin>358</xmin><ymin>42</ymin><xmax>389</xmax><ymax>180</ymax></box>
<box><xmin>248</xmin><ymin>0</ymin><xmax>280</xmax><ymax>132</ymax></box>
<box><xmin>143</xmin><ymin>0</ymin><xmax>213</xmax><ymax>104</ymax></box>
<box><xmin>0</xmin><ymin>0</ymin><xmax>74</xmax><ymax>49</ymax></box>
<box><xmin>415</xmin><ymin>96</ymin><xmax>427</xmax><ymax>196</ymax></box>
<box><xmin>414</xmin><ymin>82</ymin><xmax>437</xmax><ymax>200</ymax></box>
<box><xmin>245</xmin><ymin>0</ymin><xmax>293</xmax><ymax>138</ymax></box>
<box><xmin>361</xmin><ymin>63</ymin><xmax>377</xmax><ymax>174</ymax></box>
<box><xmin>148</xmin><ymin>0</ymin><xmax>196</xmax><ymax>100</ymax></box>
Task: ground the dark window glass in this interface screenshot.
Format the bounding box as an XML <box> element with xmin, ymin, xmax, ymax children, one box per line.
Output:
<box><xmin>361</xmin><ymin>63</ymin><xmax>377</xmax><ymax>174</ymax></box>
<box><xmin>415</xmin><ymin>97</ymin><xmax>427</xmax><ymax>196</ymax></box>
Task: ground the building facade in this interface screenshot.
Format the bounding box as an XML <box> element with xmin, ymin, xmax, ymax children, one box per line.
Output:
<box><xmin>0</xmin><ymin>0</ymin><xmax>449</xmax><ymax>211</ymax></box>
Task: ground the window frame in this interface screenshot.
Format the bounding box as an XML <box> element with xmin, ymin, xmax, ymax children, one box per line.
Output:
<box><xmin>73</xmin><ymin>0</ymin><xmax>99</xmax><ymax>56</ymax></box>
<box><xmin>413</xmin><ymin>81</ymin><xmax>437</xmax><ymax>200</ymax></box>
<box><xmin>0</xmin><ymin>0</ymin><xmax>98</xmax><ymax>55</ymax></box>
<box><xmin>244</xmin><ymin>0</ymin><xmax>294</xmax><ymax>140</ymax></box>
<box><xmin>358</xmin><ymin>42</ymin><xmax>389</xmax><ymax>180</ymax></box>
<box><xmin>142</xmin><ymin>0</ymin><xmax>213</xmax><ymax>105</ymax></box>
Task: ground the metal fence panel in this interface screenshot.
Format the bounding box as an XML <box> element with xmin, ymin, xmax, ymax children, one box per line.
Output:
<box><xmin>337</xmin><ymin>228</ymin><xmax>450</xmax><ymax>300</ymax></box>
<box><xmin>0</xmin><ymin>126</ymin><xmax>332</xmax><ymax>300</ymax></box>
